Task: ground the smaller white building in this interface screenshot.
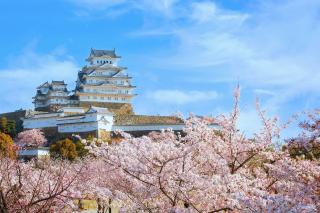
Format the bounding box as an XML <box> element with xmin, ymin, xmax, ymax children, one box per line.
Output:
<box><xmin>23</xmin><ymin>106</ymin><xmax>114</xmax><ymax>138</ymax></box>
<box><xmin>18</xmin><ymin>147</ymin><xmax>50</xmax><ymax>160</ymax></box>
<box><xmin>33</xmin><ymin>81</ymin><xmax>79</xmax><ymax>111</ymax></box>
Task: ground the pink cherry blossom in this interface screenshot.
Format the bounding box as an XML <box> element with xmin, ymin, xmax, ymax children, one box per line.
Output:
<box><xmin>15</xmin><ymin>129</ymin><xmax>47</xmax><ymax>148</ymax></box>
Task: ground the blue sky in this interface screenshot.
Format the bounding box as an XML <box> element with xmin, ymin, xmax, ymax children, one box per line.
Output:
<box><xmin>0</xmin><ymin>0</ymin><xmax>320</xmax><ymax>136</ymax></box>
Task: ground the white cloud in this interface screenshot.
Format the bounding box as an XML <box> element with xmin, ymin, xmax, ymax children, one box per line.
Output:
<box><xmin>253</xmin><ymin>89</ymin><xmax>275</xmax><ymax>96</ymax></box>
<box><xmin>190</xmin><ymin>1</ymin><xmax>248</xmax><ymax>24</ymax></box>
<box><xmin>190</xmin><ymin>1</ymin><xmax>217</xmax><ymax>23</ymax></box>
<box><xmin>0</xmin><ymin>47</ymin><xmax>79</xmax><ymax>113</ymax></box>
<box><xmin>68</xmin><ymin>0</ymin><xmax>179</xmax><ymax>17</ymax></box>
<box><xmin>237</xmin><ymin>108</ymin><xmax>262</xmax><ymax>136</ymax></box>
<box><xmin>133</xmin><ymin>0</ymin><xmax>320</xmax><ymax>114</ymax></box>
<box><xmin>68</xmin><ymin>0</ymin><xmax>320</xmax><ymax>98</ymax></box>
<box><xmin>148</xmin><ymin>90</ymin><xmax>218</xmax><ymax>105</ymax></box>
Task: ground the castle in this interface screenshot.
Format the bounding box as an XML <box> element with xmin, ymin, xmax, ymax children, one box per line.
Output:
<box><xmin>33</xmin><ymin>49</ymin><xmax>135</xmax><ymax>115</ymax></box>
<box><xmin>23</xmin><ymin>49</ymin><xmax>189</xmax><ymax>141</ymax></box>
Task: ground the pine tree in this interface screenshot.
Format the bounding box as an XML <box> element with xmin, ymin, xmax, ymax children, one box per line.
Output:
<box><xmin>6</xmin><ymin>120</ymin><xmax>16</xmax><ymax>138</ymax></box>
<box><xmin>0</xmin><ymin>132</ymin><xmax>15</xmax><ymax>158</ymax></box>
<box><xmin>0</xmin><ymin>117</ymin><xmax>8</xmax><ymax>133</ymax></box>
<box><xmin>50</xmin><ymin>138</ymin><xmax>78</xmax><ymax>161</ymax></box>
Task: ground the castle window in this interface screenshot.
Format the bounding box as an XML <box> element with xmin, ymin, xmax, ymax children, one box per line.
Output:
<box><xmin>110</xmin><ymin>61</ymin><xmax>112</xmax><ymax>64</ymax></box>
<box><xmin>101</xmin><ymin>97</ymin><xmax>104</xmax><ymax>100</ymax></box>
<box><xmin>122</xmin><ymin>98</ymin><xmax>126</xmax><ymax>101</ymax></box>
<box><xmin>87</xmin><ymin>96</ymin><xmax>90</xmax><ymax>99</ymax></box>
<box><xmin>93</xmin><ymin>96</ymin><xmax>97</xmax><ymax>100</ymax></box>
<box><xmin>107</xmin><ymin>97</ymin><xmax>111</xmax><ymax>100</ymax></box>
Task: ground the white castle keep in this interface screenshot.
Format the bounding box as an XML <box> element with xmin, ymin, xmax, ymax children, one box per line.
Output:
<box><xmin>33</xmin><ymin>49</ymin><xmax>135</xmax><ymax>113</ymax></box>
<box><xmin>75</xmin><ymin>49</ymin><xmax>135</xmax><ymax>104</ymax></box>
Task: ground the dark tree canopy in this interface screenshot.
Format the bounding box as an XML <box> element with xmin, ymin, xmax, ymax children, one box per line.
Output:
<box><xmin>50</xmin><ymin>138</ymin><xmax>78</xmax><ymax>161</ymax></box>
<box><xmin>0</xmin><ymin>132</ymin><xmax>16</xmax><ymax>158</ymax></box>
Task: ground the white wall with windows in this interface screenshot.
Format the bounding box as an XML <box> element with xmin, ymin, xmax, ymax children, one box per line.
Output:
<box><xmin>79</xmin><ymin>95</ymin><xmax>130</xmax><ymax>103</ymax></box>
<box><xmin>89</xmin><ymin>57</ymin><xmax>119</xmax><ymax>66</ymax></box>
<box><xmin>58</xmin><ymin>122</ymin><xmax>98</xmax><ymax>133</ymax></box>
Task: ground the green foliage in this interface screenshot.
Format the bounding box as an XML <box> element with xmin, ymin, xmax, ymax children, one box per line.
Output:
<box><xmin>0</xmin><ymin>132</ymin><xmax>16</xmax><ymax>158</ymax></box>
<box><xmin>6</xmin><ymin>120</ymin><xmax>17</xmax><ymax>138</ymax></box>
<box><xmin>285</xmin><ymin>140</ymin><xmax>320</xmax><ymax>160</ymax></box>
<box><xmin>0</xmin><ymin>117</ymin><xmax>8</xmax><ymax>133</ymax></box>
<box><xmin>50</xmin><ymin>138</ymin><xmax>78</xmax><ymax>161</ymax></box>
<box><xmin>0</xmin><ymin>117</ymin><xmax>17</xmax><ymax>138</ymax></box>
<box><xmin>15</xmin><ymin>119</ymin><xmax>24</xmax><ymax>135</ymax></box>
<box><xmin>86</xmin><ymin>135</ymin><xmax>95</xmax><ymax>141</ymax></box>
<box><xmin>73</xmin><ymin>139</ymin><xmax>89</xmax><ymax>158</ymax></box>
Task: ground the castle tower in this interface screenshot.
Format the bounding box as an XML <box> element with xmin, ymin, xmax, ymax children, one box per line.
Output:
<box><xmin>75</xmin><ymin>49</ymin><xmax>135</xmax><ymax>115</ymax></box>
<box><xmin>33</xmin><ymin>81</ymin><xmax>78</xmax><ymax>112</ymax></box>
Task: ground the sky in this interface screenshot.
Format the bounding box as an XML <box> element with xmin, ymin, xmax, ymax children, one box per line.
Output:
<box><xmin>0</xmin><ymin>0</ymin><xmax>320</xmax><ymax>137</ymax></box>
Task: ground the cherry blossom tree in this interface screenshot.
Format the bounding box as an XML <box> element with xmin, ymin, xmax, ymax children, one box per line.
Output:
<box><xmin>15</xmin><ymin>129</ymin><xmax>47</xmax><ymax>148</ymax></box>
<box><xmin>83</xmin><ymin>87</ymin><xmax>320</xmax><ymax>212</ymax></box>
<box><xmin>0</xmin><ymin>157</ymin><xmax>89</xmax><ymax>213</ymax></box>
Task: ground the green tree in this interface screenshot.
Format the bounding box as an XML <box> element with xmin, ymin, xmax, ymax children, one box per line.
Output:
<box><xmin>50</xmin><ymin>138</ymin><xmax>78</xmax><ymax>161</ymax></box>
<box><xmin>15</xmin><ymin>119</ymin><xmax>24</xmax><ymax>134</ymax></box>
<box><xmin>71</xmin><ymin>135</ymin><xmax>89</xmax><ymax>158</ymax></box>
<box><xmin>73</xmin><ymin>139</ymin><xmax>88</xmax><ymax>158</ymax></box>
<box><xmin>0</xmin><ymin>117</ymin><xmax>8</xmax><ymax>133</ymax></box>
<box><xmin>0</xmin><ymin>132</ymin><xmax>16</xmax><ymax>158</ymax></box>
<box><xmin>6</xmin><ymin>120</ymin><xmax>16</xmax><ymax>138</ymax></box>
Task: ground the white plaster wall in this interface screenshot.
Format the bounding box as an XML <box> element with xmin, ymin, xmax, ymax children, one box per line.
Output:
<box><xmin>58</xmin><ymin>122</ymin><xmax>98</xmax><ymax>133</ymax></box>
<box><xmin>111</xmin><ymin>124</ymin><xmax>219</xmax><ymax>132</ymax></box>
<box><xmin>97</xmin><ymin>114</ymin><xmax>114</xmax><ymax>131</ymax></box>
<box><xmin>35</xmin><ymin>102</ymin><xmax>47</xmax><ymax>108</ymax></box>
<box><xmin>19</xmin><ymin>149</ymin><xmax>50</xmax><ymax>157</ymax></box>
<box><xmin>48</xmin><ymin>99</ymin><xmax>69</xmax><ymax>105</ymax></box>
<box><xmin>112</xmin><ymin>124</ymin><xmax>185</xmax><ymax>132</ymax></box>
<box><xmin>23</xmin><ymin>117</ymin><xmax>58</xmax><ymax>129</ymax></box>
<box><xmin>79</xmin><ymin>96</ymin><xmax>130</xmax><ymax>103</ymax></box>
<box><xmin>51</xmin><ymin>85</ymin><xmax>66</xmax><ymax>90</ymax></box>
<box><xmin>50</xmin><ymin>91</ymin><xmax>68</xmax><ymax>96</ymax></box>
<box><xmin>57</xmin><ymin>113</ymin><xmax>97</xmax><ymax>125</ymax></box>
<box><xmin>89</xmin><ymin>57</ymin><xmax>119</xmax><ymax>66</ymax></box>
<box><xmin>40</xmin><ymin>87</ymin><xmax>49</xmax><ymax>94</ymax></box>
<box><xmin>60</xmin><ymin>107</ymin><xmax>85</xmax><ymax>113</ymax></box>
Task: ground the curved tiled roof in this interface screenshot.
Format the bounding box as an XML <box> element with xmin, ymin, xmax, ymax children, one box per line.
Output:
<box><xmin>89</xmin><ymin>49</ymin><xmax>120</xmax><ymax>58</ymax></box>
<box><xmin>114</xmin><ymin>115</ymin><xmax>184</xmax><ymax>125</ymax></box>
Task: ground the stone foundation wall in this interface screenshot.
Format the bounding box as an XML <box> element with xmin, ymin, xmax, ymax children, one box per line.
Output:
<box><xmin>35</xmin><ymin>104</ymin><xmax>78</xmax><ymax>112</ymax></box>
<box><xmin>27</xmin><ymin>127</ymin><xmax>98</xmax><ymax>144</ymax></box>
<box><xmin>98</xmin><ymin>129</ymin><xmax>111</xmax><ymax>141</ymax></box>
<box><xmin>79</xmin><ymin>102</ymin><xmax>134</xmax><ymax>115</ymax></box>
<box><xmin>35</xmin><ymin>102</ymin><xmax>134</xmax><ymax>115</ymax></box>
